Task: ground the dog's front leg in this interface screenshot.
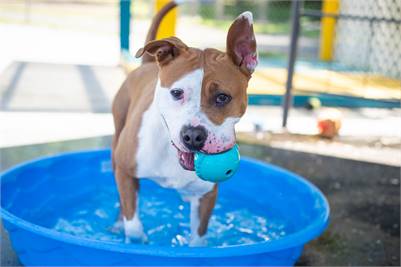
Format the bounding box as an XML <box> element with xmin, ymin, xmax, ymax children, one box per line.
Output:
<box><xmin>189</xmin><ymin>185</ymin><xmax>218</xmax><ymax>247</ymax></box>
<box><xmin>115</xmin><ymin>167</ymin><xmax>146</xmax><ymax>243</ymax></box>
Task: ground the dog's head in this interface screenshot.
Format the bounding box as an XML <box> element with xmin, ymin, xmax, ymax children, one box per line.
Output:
<box><xmin>136</xmin><ymin>12</ymin><xmax>257</xmax><ymax>171</ymax></box>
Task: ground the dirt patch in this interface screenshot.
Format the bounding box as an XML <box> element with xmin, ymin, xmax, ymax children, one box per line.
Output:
<box><xmin>239</xmin><ymin>142</ymin><xmax>400</xmax><ymax>266</ymax></box>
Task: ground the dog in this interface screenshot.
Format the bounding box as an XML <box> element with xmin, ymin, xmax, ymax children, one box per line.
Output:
<box><xmin>111</xmin><ymin>1</ymin><xmax>257</xmax><ymax>246</ymax></box>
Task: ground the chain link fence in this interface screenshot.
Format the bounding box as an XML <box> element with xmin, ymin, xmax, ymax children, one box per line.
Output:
<box><xmin>210</xmin><ymin>0</ymin><xmax>401</xmax><ymax>81</ymax></box>
<box><xmin>334</xmin><ymin>0</ymin><xmax>401</xmax><ymax>79</ymax></box>
<box><xmin>294</xmin><ymin>0</ymin><xmax>401</xmax><ymax>101</ymax></box>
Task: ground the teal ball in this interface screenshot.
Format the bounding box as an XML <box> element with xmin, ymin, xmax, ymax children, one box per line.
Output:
<box><xmin>194</xmin><ymin>144</ymin><xmax>240</xmax><ymax>183</ymax></box>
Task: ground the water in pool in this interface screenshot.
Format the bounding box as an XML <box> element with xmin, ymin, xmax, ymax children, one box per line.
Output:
<box><xmin>50</xmin><ymin>180</ymin><xmax>290</xmax><ymax>247</ymax></box>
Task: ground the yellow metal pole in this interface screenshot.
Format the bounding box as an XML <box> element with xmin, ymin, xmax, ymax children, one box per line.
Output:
<box><xmin>319</xmin><ymin>0</ymin><xmax>339</xmax><ymax>61</ymax></box>
<box><xmin>155</xmin><ymin>0</ymin><xmax>177</xmax><ymax>40</ymax></box>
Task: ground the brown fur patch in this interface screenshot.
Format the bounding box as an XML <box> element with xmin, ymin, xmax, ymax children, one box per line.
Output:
<box><xmin>115</xmin><ymin>167</ymin><xmax>139</xmax><ymax>219</ymax></box>
<box><xmin>226</xmin><ymin>14</ymin><xmax>257</xmax><ymax>75</ymax></box>
<box><xmin>201</xmin><ymin>48</ymin><xmax>249</xmax><ymax>125</ymax></box>
<box><xmin>158</xmin><ymin>47</ymin><xmax>202</xmax><ymax>88</ymax></box>
<box><xmin>136</xmin><ymin>37</ymin><xmax>188</xmax><ymax>66</ymax></box>
<box><xmin>112</xmin><ymin>63</ymin><xmax>159</xmax><ymax>176</ymax></box>
<box><xmin>198</xmin><ymin>185</ymin><xmax>218</xmax><ymax>236</ymax></box>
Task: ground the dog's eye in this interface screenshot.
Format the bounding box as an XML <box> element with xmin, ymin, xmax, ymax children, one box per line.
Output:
<box><xmin>170</xmin><ymin>88</ymin><xmax>184</xmax><ymax>100</ymax></box>
<box><xmin>215</xmin><ymin>93</ymin><xmax>232</xmax><ymax>107</ymax></box>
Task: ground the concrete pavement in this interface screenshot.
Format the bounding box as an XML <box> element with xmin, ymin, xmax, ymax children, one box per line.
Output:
<box><xmin>0</xmin><ymin>61</ymin><xmax>400</xmax><ymax>166</ymax></box>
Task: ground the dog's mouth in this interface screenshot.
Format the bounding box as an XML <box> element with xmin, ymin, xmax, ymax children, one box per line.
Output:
<box><xmin>177</xmin><ymin>150</ymin><xmax>195</xmax><ymax>171</ymax></box>
<box><xmin>171</xmin><ymin>141</ymin><xmax>195</xmax><ymax>171</ymax></box>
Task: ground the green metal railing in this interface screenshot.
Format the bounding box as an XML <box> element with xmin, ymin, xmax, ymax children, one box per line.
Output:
<box><xmin>120</xmin><ymin>0</ymin><xmax>131</xmax><ymax>53</ymax></box>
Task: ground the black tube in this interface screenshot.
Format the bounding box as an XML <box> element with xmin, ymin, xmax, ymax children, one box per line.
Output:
<box><xmin>282</xmin><ymin>0</ymin><xmax>301</xmax><ymax>128</ymax></box>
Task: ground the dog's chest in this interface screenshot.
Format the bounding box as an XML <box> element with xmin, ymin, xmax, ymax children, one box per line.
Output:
<box><xmin>135</xmin><ymin>101</ymin><xmax>213</xmax><ymax>195</ymax></box>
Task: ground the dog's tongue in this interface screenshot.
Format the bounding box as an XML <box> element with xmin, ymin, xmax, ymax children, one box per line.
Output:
<box><xmin>178</xmin><ymin>151</ymin><xmax>194</xmax><ymax>171</ymax></box>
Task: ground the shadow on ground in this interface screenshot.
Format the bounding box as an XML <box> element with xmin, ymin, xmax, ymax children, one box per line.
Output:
<box><xmin>0</xmin><ymin>61</ymin><xmax>124</xmax><ymax>113</ymax></box>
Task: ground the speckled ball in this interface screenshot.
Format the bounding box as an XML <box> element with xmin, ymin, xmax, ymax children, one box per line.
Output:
<box><xmin>194</xmin><ymin>144</ymin><xmax>240</xmax><ymax>183</ymax></box>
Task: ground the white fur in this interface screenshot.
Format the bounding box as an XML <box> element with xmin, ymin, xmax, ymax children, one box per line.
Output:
<box><xmin>136</xmin><ymin>100</ymin><xmax>210</xmax><ymax>190</ymax></box>
<box><xmin>123</xmin><ymin>215</ymin><xmax>146</xmax><ymax>243</ymax></box>
<box><xmin>156</xmin><ymin>69</ymin><xmax>205</xmax><ymax>152</ymax></box>
<box><xmin>189</xmin><ymin>198</ymin><xmax>206</xmax><ymax>247</ymax></box>
<box><xmin>123</xmin><ymin>193</ymin><xmax>146</xmax><ymax>243</ymax></box>
<box><xmin>156</xmin><ymin>69</ymin><xmax>240</xmax><ymax>154</ymax></box>
<box><xmin>135</xmin><ymin>69</ymin><xmax>215</xmax><ymax>193</ymax></box>
<box><xmin>239</xmin><ymin>11</ymin><xmax>253</xmax><ymax>24</ymax></box>
<box><xmin>189</xmin><ymin>198</ymin><xmax>200</xmax><ymax>235</ymax></box>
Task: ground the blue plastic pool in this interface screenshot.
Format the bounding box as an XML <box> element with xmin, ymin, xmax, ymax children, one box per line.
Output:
<box><xmin>1</xmin><ymin>149</ymin><xmax>329</xmax><ymax>266</ymax></box>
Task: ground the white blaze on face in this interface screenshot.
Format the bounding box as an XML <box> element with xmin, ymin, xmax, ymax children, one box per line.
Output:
<box><xmin>155</xmin><ymin>68</ymin><xmax>239</xmax><ymax>154</ymax></box>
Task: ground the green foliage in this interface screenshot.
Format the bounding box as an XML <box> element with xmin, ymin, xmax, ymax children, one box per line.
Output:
<box><xmin>224</xmin><ymin>0</ymin><xmax>259</xmax><ymax>19</ymax></box>
<box><xmin>200</xmin><ymin>18</ymin><xmax>290</xmax><ymax>35</ymax></box>
<box><xmin>198</xmin><ymin>0</ymin><xmax>322</xmax><ymax>37</ymax></box>
<box><xmin>199</xmin><ymin>2</ymin><xmax>216</xmax><ymax>20</ymax></box>
<box><xmin>303</xmin><ymin>0</ymin><xmax>323</xmax><ymax>21</ymax></box>
<box><xmin>265</xmin><ymin>0</ymin><xmax>291</xmax><ymax>23</ymax></box>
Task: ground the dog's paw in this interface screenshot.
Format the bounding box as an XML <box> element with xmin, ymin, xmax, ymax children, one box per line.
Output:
<box><xmin>124</xmin><ymin>233</ymin><xmax>148</xmax><ymax>244</ymax></box>
<box><xmin>189</xmin><ymin>235</ymin><xmax>206</xmax><ymax>247</ymax></box>
<box><xmin>123</xmin><ymin>216</ymin><xmax>147</xmax><ymax>244</ymax></box>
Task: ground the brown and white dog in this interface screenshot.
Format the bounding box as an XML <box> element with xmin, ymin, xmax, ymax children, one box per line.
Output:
<box><xmin>111</xmin><ymin>1</ymin><xmax>257</xmax><ymax>246</ymax></box>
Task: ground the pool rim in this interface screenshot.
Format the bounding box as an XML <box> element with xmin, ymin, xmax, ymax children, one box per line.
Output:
<box><xmin>0</xmin><ymin>149</ymin><xmax>330</xmax><ymax>258</ymax></box>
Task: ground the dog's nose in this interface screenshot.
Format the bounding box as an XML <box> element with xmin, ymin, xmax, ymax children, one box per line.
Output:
<box><xmin>180</xmin><ymin>125</ymin><xmax>208</xmax><ymax>151</ymax></box>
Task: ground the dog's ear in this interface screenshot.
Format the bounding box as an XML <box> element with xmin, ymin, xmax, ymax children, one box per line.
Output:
<box><xmin>226</xmin><ymin>11</ymin><xmax>258</xmax><ymax>75</ymax></box>
<box><xmin>135</xmin><ymin>37</ymin><xmax>188</xmax><ymax>66</ymax></box>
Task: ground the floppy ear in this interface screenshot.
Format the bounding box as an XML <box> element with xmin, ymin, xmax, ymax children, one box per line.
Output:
<box><xmin>135</xmin><ymin>37</ymin><xmax>188</xmax><ymax>66</ymax></box>
<box><xmin>226</xmin><ymin>11</ymin><xmax>258</xmax><ymax>75</ymax></box>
